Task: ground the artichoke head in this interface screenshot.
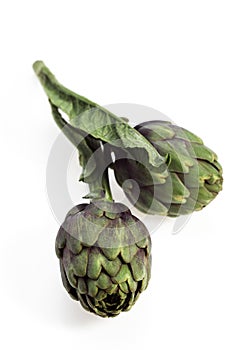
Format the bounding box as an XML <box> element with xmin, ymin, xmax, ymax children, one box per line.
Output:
<box><xmin>55</xmin><ymin>200</ymin><xmax>151</xmax><ymax>318</ymax></box>
<box><xmin>113</xmin><ymin>120</ymin><xmax>223</xmax><ymax>217</ymax></box>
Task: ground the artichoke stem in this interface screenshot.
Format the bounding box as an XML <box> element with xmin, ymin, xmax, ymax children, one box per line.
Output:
<box><xmin>33</xmin><ymin>61</ymin><xmax>114</xmax><ymax>203</ymax></box>
<box><xmin>33</xmin><ymin>60</ymin><xmax>46</xmax><ymax>76</ymax></box>
<box><xmin>101</xmin><ymin>168</ymin><xmax>113</xmax><ymax>202</ymax></box>
<box><xmin>88</xmin><ymin>167</ymin><xmax>113</xmax><ymax>202</ymax></box>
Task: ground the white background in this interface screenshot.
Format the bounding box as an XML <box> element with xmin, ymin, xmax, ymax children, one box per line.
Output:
<box><xmin>1</xmin><ymin>1</ymin><xmax>246</xmax><ymax>349</ymax></box>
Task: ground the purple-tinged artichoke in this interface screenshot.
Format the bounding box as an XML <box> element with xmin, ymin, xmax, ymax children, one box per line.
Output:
<box><xmin>55</xmin><ymin>200</ymin><xmax>151</xmax><ymax>318</ymax></box>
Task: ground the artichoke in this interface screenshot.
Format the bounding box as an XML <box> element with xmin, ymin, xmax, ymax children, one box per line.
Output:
<box><xmin>113</xmin><ymin>120</ymin><xmax>223</xmax><ymax>217</ymax></box>
<box><xmin>33</xmin><ymin>61</ymin><xmax>223</xmax><ymax>319</ymax></box>
<box><xmin>55</xmin><ymin>200</ymin><xmax>151</xmax><ymax>318</ymax></box>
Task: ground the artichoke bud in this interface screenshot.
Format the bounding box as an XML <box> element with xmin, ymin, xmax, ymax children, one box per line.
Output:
<box><xmin>55</xmin><ymin>200</ymin><xmax>151</xmax><ymax>318</ymax></box>
<box><xmin>113</xmin><ymin>120</ymin><xmax>223</xmax><ymax>217</ymax></box>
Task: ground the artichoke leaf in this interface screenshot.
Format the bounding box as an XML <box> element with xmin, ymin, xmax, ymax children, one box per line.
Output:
<box><xmin>33</xmin><ymin>61</ymin><xmax>165</xmax><ymax>168</ymax></box>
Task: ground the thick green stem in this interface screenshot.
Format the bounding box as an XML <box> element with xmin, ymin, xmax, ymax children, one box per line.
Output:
<box><xmin>85</xmin><ymin>149</ymin><xmax>113</xmax><ymax>202</ymax></box>
<box><xmin>101</xmin><ymin>168</ymin><xmax>113</xmax><ymax>201</ymax></box>
<box><xmin>50</xmin><ymin>102</ymin><xmax>97</xmax><ymax>174</ymax></box>
<box><xmin>34</xmin><ymin>62</ymin><xmax>113</xmax><ymax>202</ymax></box>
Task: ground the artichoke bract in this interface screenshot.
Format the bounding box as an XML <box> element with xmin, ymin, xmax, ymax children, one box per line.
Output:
<box><xmin>55</xmin><ymin>200</ymin><xmax>151</xmax><ymax>318</ymax></box>
<box><xmin>113</xmin><ymin>120</ymin><xmax>223</xmax><ymax>217</ymax></box>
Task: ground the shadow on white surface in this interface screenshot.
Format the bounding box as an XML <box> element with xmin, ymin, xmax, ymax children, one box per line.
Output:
<box><xmin>54</xmin><ymin>294</ymin><xmax>102</xmax><ymax>328</ymax></box>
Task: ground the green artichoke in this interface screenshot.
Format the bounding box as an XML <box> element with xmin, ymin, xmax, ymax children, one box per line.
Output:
<box><xmin>55</xmin><ymin>200</ymin><xmax>151</xmax><ymax>318</ymax></box>
<box><xmin>113</xmin><ymin>120</ymin><xmax>223</xmax><ymax>217</ymax></box>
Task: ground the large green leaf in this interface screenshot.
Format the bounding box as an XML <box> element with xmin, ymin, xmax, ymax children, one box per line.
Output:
<box><xmin>33</xmin><ymin>61</ymin><xmax>164</xmax><ymax>168</ymax></box>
